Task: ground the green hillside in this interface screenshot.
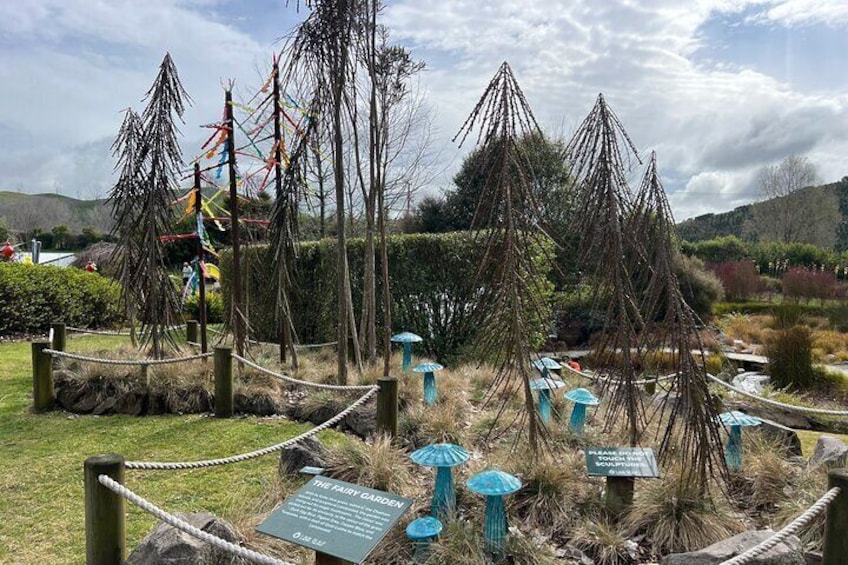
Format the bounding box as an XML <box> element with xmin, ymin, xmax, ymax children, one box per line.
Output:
<box><xmin>0</xmin><ymin>191</ymin><xmax>112</xmax><ymax>236</ymax></box>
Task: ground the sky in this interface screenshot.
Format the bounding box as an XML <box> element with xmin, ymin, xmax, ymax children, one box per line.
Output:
<box><xmin>1</xmin><ymin>0</ymin><xmax>846</xmax><ymax>221</ymax></box>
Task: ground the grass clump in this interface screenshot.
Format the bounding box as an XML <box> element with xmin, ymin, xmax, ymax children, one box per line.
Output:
<box><xmin>570</xmin><ymin>515</ymin><xmax>634</xmax><ymax>565</ymax></box>
<box><xmin>325</xmin><ymin>434</ymin><xmax>415</xmax><ymax>496</ymax></box>
<box><xmin>625</xmin><ymin>470</ymin><xmax>742</xmax><ymax>554</ymax></box>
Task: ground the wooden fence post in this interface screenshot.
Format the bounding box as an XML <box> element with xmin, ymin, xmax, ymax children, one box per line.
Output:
<box><xmin>214</xmin><ymin>346</ymin><xmax>233</xmax><ymax>417</ymax></box>
<box><xmin>376</xmin><ymin>377</ymin><xmax>398</xmax><ymax>438</ymax></box>
<box><xmin>605</xmin><ymin>477</ymin><xmax>634</xmax><ymax>516</ymax></box>
<box><xmin>32</xmin><ymin>340</ymin><xmax>54</xmax><ymax>412</ymax></box>
<box><xmin>51</xmin><ymin>322</ymin><xmax>66</xmax><ymax>352</ymax></box>
<box><xmin>823</xmin><ymin>469</ymin><xmax>848</xmax><ymax>565</ymax></box>
<box><xmin>85</xmin><ymin>454</ymin><xmax>126</xmax><ymax>565</ymax></box>
<box><xmin>186</xmin><ymin>320</ymin><xmax>198</xmax><ymax>344</ymax></box>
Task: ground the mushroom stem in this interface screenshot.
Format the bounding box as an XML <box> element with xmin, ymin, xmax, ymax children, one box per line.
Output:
<box><xmin>569</xmin><ymin>403</ymin><xmax>587</xmax><ymax>433</ymax></box>
<box><xmin>483</xmin><ymin>495</ymin><xmax>507</xmax><ymax>556</ymax></box>
<box><xmin>538</xmin><ymin>388</ymin><xmax>552</xmax><ymax>423</ymax></box>
<box><xmin>423</xmin><ymin>371</ymin><xmax>437</xmax><ymax>405</ymax></box>
<box><xmin>726</xmin><ymin>424</ymin><xmax>743</xmax><ymax>471</ymax></box>
<box><xmin>432</xmin><ymin>466</ymin><xmax>455</xmax><ymax>519</ymax></box>
<box><xmin>412</xmin><ymin>538</ymin><xmax>433</xmax><ymax>564</ymax></box>
<box><xmin>402</xmin><ymin>343</ymin><xmax>413</xmax><ymax>371</ymax></box>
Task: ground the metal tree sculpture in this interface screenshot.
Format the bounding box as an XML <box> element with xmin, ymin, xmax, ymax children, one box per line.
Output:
<box><xmin>631</xmin><ymin>152</ymin><xmax>728</xmax><ymax>492</ymax></box>
<box><xmin>566</xmin><ymin>93</ymin><xmax>646</xmax><ymax>446</ymax></box>
<box><xmin>107</xmin><ymin>109</ymin><xmax>144</xmax><ymax>347</ymax></box>
<box><xmin>135</xmin><ymin>53</ymin><xmax>190</xmax><ymax>358</ymax></box>
<box><xmin>454</xmin><ymin>62</ymin><xmax>553</xmax><ymax>454</ymax></box>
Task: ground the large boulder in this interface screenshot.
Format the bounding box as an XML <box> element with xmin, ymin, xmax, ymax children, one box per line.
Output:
<box><xmin>279</xmin><ymin>436</ymin><xmax>328</xmax><ymax>476</ymax></box>
<box><xmin>808</xmin><ymin>435</ymin><xmax>848</xmax><ymax>470</ymax></box>
<box><xmin>757</xmin><ymin>417</ymin><xmax>803</xmax><ymax>457</ymax></box>
<box><xmin>724</xmin><ymin>400</ymin><xmax>815</xmax><ymax>431</ymax></box>
<box><xmin>732</xmin><ymin>372</ymin><xmax>770</xmax><ymax>395</ymax></box>
<box><xmin>343</xmin><ymin>403</ymin><xmax>378</xmax><ymax>438</ymax></box>
<box><xmin>661</xmin><ymin>530</ymin><xmax>804</xmax><ymax>565</ymax></box>
<box><xmin>125</xmin><ymin>511</ymin><xmax>245</xmax><ymax>565</ymax></box>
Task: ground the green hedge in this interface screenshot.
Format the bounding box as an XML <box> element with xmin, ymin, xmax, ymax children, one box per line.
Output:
<box><xmin>220</xmin><ymin>232</ymin><xmax>554</xmax><ymax>362</ymax></box>
<box><xmin>0</xmin><ymin>263</ymin><xmax>122</xmax><ymax>335</ymax></box>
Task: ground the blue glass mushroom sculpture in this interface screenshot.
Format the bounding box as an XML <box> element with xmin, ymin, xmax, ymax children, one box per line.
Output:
<box><xmin>411</xmin><ymin>443</ymin><xmax>470</xmax><ymax>520</ymax></box>
<box><xmin>391</xmin><ymin>332</ymin><xmax>423</xmax><ymax>372</ymax></box>
<box><xmin>564</xmin><ymin>388</ymin><xmax>599</xmax><ymax>433</ymax></box>
<box><xmin>413</xmin><ymin>362</ymin><xmax>444</xmax><ymax>406</ymax></box>
<box><xmin>467</xmin><ymin>469</ymin><xmax>522</xmax><ymax>556</ymax></box>
<box><xmin>529</xmin><ymin>377</ymin><xmax>566</xmax><ymax>423</ymax></box>
<box><xmin>718</xmin><ymin>411</ymin><xmax>761</xmax><ymax>471</ymax></box>
<box><xmin>532</xmin><ymin>357</ymin><xmax>562</xmax><ymax>379</ymax></box>
<box><xmin>406</xmin><ymin>516</ymin><xmax>443</xmax><ymax>564</ymax></box>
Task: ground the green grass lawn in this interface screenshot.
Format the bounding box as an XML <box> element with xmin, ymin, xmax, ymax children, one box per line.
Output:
<box><xmin>0</xmin><ymin>335</ymin><xmax>341</xmax><ymax>564</ymax></box>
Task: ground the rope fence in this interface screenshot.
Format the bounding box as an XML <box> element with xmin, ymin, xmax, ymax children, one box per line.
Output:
<box><xmin>66</xmin><ymin>324</ymin><xmax>187</xmax><ymax>337</ymax></box>
<box><xmin>561</xmin><ymin>364</ymin><xmax>677</xmax><ymax>386</ymax></box>
<box><xmin>124</xmin><ymin>386</ymin><xmax>378</xmax><ymax>470</ymax></box>
<box><xmin>707</xmin><ymin>373</ymin><xmax>848</xmax><ymax>416</ymax></box>
<box><xmin>97</xmin><ymin>475</ymin><xmax>293</xmax><ymax>565</ymax></box>
<box><xmin>719</xmin><ymin>487</ymin><xmax>841</xmax><ymax>565</ymax></box>
<box><xmin>232</xmin><ymin>353</ymin><xmax>376</xmax><ymax>392</ymax></box>
<box><xmin>44</xmin><ymin>349</ymin><xmax>213</xmax><ymax>366</ymax></box>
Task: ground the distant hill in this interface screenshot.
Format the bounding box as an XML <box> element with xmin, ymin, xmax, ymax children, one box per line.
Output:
<box><xmin>0</xmin><ymin>191</ymin><xmax>113</xmax><ymax>235</ymax></box>
<box><xmin>676</xmin><ymin>177</ymin><xmax>848</xmax><ymax>249</ymax></box>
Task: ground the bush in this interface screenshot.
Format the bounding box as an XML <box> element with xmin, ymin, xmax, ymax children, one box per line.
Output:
<box><xmin>676</xmin><ymin>254</ymin><xmax>724</xmax><ymax>319</ymax></box>
<box><xmin>0</xmin><ymin>262</ymin><xmax>123</xmax><ymax>335</ymax></box>
<box><xmin>711</xmin><ymin>260</ymin><xmax>764</xmax><ymax>301</ymax></box>
<box><xmin>782</xmin><ymin>268</ymin><xmax>841</xmax><ymax>303</ymax></box>
<box><xmin>183</xmin><ymin>290</ymin><xmax>224</xmax><ymax>324</ymax></box>
<box><xmin>220</xmin><ymin>232</ymin><xmax>554</xmax><ymax>363</ymax></box>
<box><xmin>765</xmin><ymin>320</ymin><xmax>816</xmax><ymax>390</ymax></box>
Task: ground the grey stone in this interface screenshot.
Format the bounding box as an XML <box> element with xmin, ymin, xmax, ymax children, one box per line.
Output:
<box><xmin>279</xmin><ymin>436</ymin><xmax>327</xmax><ymax>476</ymax></box>
<box><xmin>732</xmin><ymin>372</ymin><xmax>770</xmax><ymax>395</ymax></box>
<box><xmin>724</xmin><ymin>400</ymin><xmax>815</xmax><ymax>430</ymax></box>
<box><xmin>343</xmin><ymin>404</ymin><xmax>377</xmax><ymax>438</ymax></box>
<box><xmin>757</xmin><ymin>417</ymin><xmax>803</xmax><ymax>457</ymax></box>
<box><xmin>808</xmin><ymin>435</ymin><xmax>848</xmax><ymax>470</ymax></box>
<box><xmin>115</xmin><ymin>390</ymin><xmax>147</xmax><ymax>416</ymax></box>
<box><xmin>91</xmin><ymin>397</ymin><xmax>116</xmax><ymax>415</ymax></box>
<box><xmin>661</xmin><ymin>530</ymin><xmax>804</xmax><ymax>565</ymax></box>
<box><xmin>125</xmin><ymin>511</ymin><xmax>245</xmax><ymax>565</ymax></box>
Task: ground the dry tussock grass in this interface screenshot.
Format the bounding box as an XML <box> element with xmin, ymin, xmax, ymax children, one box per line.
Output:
<box><xmin>570</xmin><ymin>515</ymin><xmax>634</xmax><ymax>565</ymax></box>
<box><xmin>325</xmin><ymin>434</ymin><xmax>418</xmax><ymax>497</ymax></box>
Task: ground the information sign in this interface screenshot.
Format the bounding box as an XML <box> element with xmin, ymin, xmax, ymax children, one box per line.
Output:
<box><xmin>585</xmin><ymin>447</ymin><xmax>659</xmax><ymax>478</ymax></box>
<box><xmin>256</xmin><ymin>476</ymin><xmax>412</xmax><ymax>563</ymax></box>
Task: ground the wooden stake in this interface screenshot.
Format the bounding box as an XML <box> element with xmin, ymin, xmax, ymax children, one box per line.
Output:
<box><xmin>214</xmin><ymin>346</ymin><xmax>233</xmax><ymax>417</ymax></box>
<box><xmin>32</xmin><ymin>341</ymin><xmax>54</xmax><ymax>412</ymax></box>
<box><xmin>376</xmin><ymin>377</ymin><xmax>398</xmax><ymax>438</ymax></box>
<box><xmin>50</xmin><ymin>322</ymin><xmax>66</xmax><ymax>352</ymax></box>
<box><xmin>605</xmin><ymin>477</ymin><xmax>634</xmax><ymax>516</ymax></box>
<box><xmin>226</xmin><ymin>89</ymin><xmax>245</xmax><ymax>359</ymax></box>
<box><xmin>823</xmin><ymin>469</ymin><xmax>848</xmax><ymax>565</ymax></box>
<box><xmin>194</xmin><ymin>162</ymin><xmax>209</xmax><ymax>354</ymax></box>
<box><xmin>84</xmin><ymin>454</ymin><xmax>125</xmax><ymax>565</ymax></box>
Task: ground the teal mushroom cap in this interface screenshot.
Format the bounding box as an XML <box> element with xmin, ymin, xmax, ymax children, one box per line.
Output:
<box><xmin>391</xmin><ymin>332</ymin><xmax>423</xmax><ymax>344</ymax></box>
<box><xmin>530</xmin><ymin>377</ymin><xmax>566</xmax><ymax>391</ymax></box>
<box><xmin>411</xmin><ymin>443</ymin><xmax>470</xmax><ymax>468</ymax></box>
<box><xmin>412</xmin><ymin>443</ymin><xmax>470</xmax><ymax>519</ymax></box>
<box><xmin>466</xmin><ymin>469</ymin><xmax>522</xmax><ymax>497</ymax></box>
<box><xmin>406</xmin><ymin>516</ymin><xmax>443</xmax><ymax>540</ymax></box>
<box><xmin>564</xmin><ymin>388</ymin><xmax>600</xmax><ymax>405</ymax></box>
<box><xmin>530</xmin><ymin>377</ymin><xmax>566</xmax><ymax>423</ymax></box>
<box><xmin>413</xmin><ymin>362</ymin><xmax>444</xmax><ymax>374</ymax></box>
<box><xmin>467</xmin><ymin>470</ymin><xmax>522</xmax><ymax>556</ymax></box>
<box><xmin>718</xmin><ymin>411</ymin><xmax>762</xmax><ymax>427</ymax></box>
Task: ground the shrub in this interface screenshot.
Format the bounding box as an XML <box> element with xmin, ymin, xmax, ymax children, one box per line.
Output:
<box><xmin>220</xmin><ymin>232</ymin><xmax>554</xmax><ymax>363</ymax></box>
<box><xmin>765</xmin><ymin>323</ymin><xmax>816</xmax><ymax>389</ymax></box>
<box><xmin>0</xmin><ymin>262</ymin><xmax>122</xmax><ymax>335</ymax></box>
<box><xmin>782</xmin><ymin>268</ymin><xmax>841</xmax><ymax>303</ymax></box>
<box><xmin>711</xmin><ymin>260</ymin><xmax>764</xmax><ymax>301</ymax></box>
<box><xmin>183</xmin><ymin>290</ymin><xmax>224</xmax><ymax>324</ymax></box>
<box><xmin>675</xmin><ymin>254</ymin><xmax>724</xmax><ymax>319</ymax></box>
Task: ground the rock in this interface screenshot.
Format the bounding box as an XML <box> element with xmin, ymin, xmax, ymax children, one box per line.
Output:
<box><xmin>661</xmin><ymin>530</ymin><xmax>804</xmax><ymax>565</ymax></box>
<box><xmin>92</xmin><ymin>397</ymin><xmax>116</xmax><ymax>416</ymax></box>
<box><xmin>234</xmin><ymin>392</ymin><xmax>282</xmax><ymax>416</ymax></box>
<box><xmin>147</xmin><ymin>391</ymin><xmax>168</xmax><ymax>415</ymax></box>
<box><xmin>279</xmin><ymin>436</ymin><xmax>327</xmax><ymax>476</ymax></box>
<box><xmin>757</xmin><ymin>417</ymin><xmax>803</xmax><ymax>457</ymax></box>
<box><xmin>344</xmin><ymin>404</ymin><xmax>377</xmax><ymax>438</ymax></box>
<box><xmin>808</xmin><ymin>435</ymin><xmax>848</xmax><ymax>470</ymax></box>
<box><xmin>732</xmin><ymin>372</ymin><xmax>770</xmax><ymax>395</ymax></box>
<box><xmin>115</xmin><ymin>390</ymin><xmax>147</xmax><ymax>416</ymax></box>
<box><xmin>125</xmin><ymin>511</ymin><xmax>245</xmax><ymax>565</ymax></box>
<box><xmin>724</xmin><ymin>401</ymin><xmax>815</xmax><ymax>431</ymax></box>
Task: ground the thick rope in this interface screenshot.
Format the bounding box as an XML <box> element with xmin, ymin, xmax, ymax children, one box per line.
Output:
<box><xmin>719</xmin><ymin>487</ymin><xmax>841</xmax><ymax>565</ymax></box>
<box><xmin>124</xmin><ymin>386</ymin><xmax>378</xmax><ymax>470</ymax></box>
<box><xmin>247</xmin><ymin>337</ymin><xmax>338</xmax><ymax>350</ymax></box>
<box><xmin>97</xmin><ymin>475</ymin><xmax>293</xmax><ymax>565</ymax></box>
<box><xmin>233</xmin><ymin>353</ymin><xmax>376</xmax><ymax>391</ymax></box>
<box><xmin>44</xmin><ymin>349</ymin><xmax>213</xmax><ymax>366</ymax></box>
<box><xmin>66</xmin><ymin>327</ymin><xmax>133</xmax><ymax>336</ymax></box>
<box><xmin>561</xmin><ymin>364</ymin><xmax>676</xmax><ymax>386</ymax></box>
<box><xmin>707</xmin><ymin>373</ymin><xmax>848</xmax><ymax>416</ymax></box>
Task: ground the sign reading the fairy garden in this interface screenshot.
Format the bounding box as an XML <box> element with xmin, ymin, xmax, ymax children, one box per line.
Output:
<box><xmin>256</xmin><ymin>476</ymin><xmax>413</xmax><ymax>563</ymax></box>
<box><xmin>585</xmin><ymin>447</ymin><xmax>660</xmax><ymax>478</ymax></box>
